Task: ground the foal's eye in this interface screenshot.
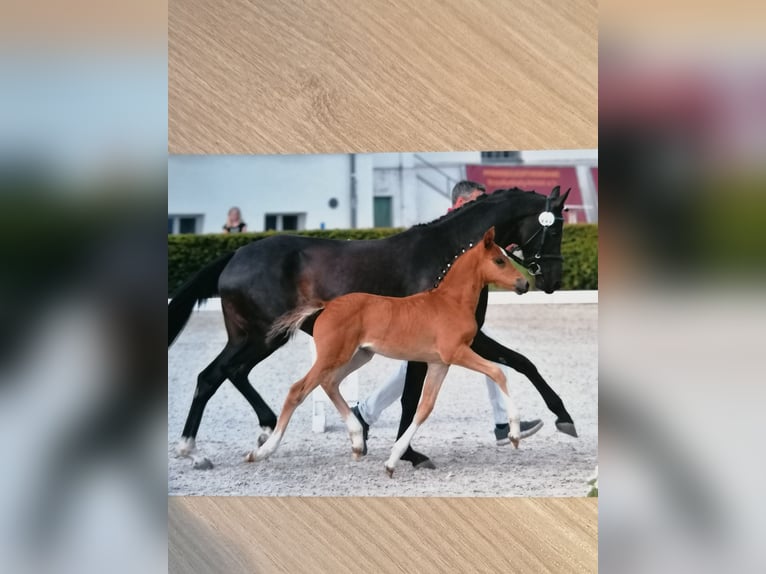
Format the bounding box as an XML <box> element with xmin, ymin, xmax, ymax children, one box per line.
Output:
<box><xmin>494</xmin><ymin>257</ymin><xmax>505</xmax><ymax>265</ymax></box>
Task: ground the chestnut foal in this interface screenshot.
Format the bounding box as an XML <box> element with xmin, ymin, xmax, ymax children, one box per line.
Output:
<box><xmin>249</xmin><ymin>227</ymin><xmax>529</xmax><ymax>476</ymax></box>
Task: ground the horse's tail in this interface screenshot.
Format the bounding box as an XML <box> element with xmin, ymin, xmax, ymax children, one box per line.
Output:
<box><xmin>168</xmin><ymin>251</ymin><xmax>236</xmax><ymax>346</ymax></box>
<box><xmin>267</xmin><ymin>301</ymin><xmax>325</xmax><ymax>344</ymax></box>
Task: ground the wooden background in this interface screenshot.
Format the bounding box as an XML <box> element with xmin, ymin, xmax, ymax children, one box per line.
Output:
<box><xmin>169</xmin><ymin>0</ymin><xmax>597</xmax><ymax>572</ymax></box>
<box><xmin>170</xmin><ymin>497</ymin><xmax>598</xmax><ymax>573</ymax></box>
<box><xmin>169</xmin><ymin>0</ymin><xmax>597</xmax><ymax>154</ymax></box>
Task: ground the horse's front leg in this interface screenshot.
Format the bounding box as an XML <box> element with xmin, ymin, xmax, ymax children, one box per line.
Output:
<box><xmin>396</xmin><ymin>362</ymin><xmax>436</xmax><ymax>469</ymax></box>
<box><xmin>450</xmin><ymin>346</ymin><xmax>521</xmax><ymax>448</ymax></box>
<box><xmin>471</xmin><ymin>329</ymin><xmax>577</xmax><ymax>437</ymax></box>
<box><xmin>385</xmin><ymin>363</ymin><xmax>449</xmax><ymax>477</ymax></box>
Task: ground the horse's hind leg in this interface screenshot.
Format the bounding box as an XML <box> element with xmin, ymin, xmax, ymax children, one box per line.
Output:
<box><xmin>177</xmin><ymin>342</ymin><xmax>244</xmax><ymax>469</ymax></box>
<box><xmin>247</xmin><ymin>362</ymin><xmax>335</xmax><ymax>462</ymax></box>
<box><xmin>320</xmin><ymin>349</ymin><xmax>374</xmax><ymax>459</ymax></box>
<box><xmin>385</xmin><ymin>363</ymin><xmax>449</xmax><ymax>477</ymax></box>
<box><xmin>225</xmin><ymin>335</ymin><xmax>289</xmax><ymax>447</ymax></box>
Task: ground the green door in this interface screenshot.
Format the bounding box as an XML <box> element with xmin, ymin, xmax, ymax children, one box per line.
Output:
<box><xmin>374</xmin><ymin>196</ymin><xmax>392</xmax><ymax>228</ymax></box>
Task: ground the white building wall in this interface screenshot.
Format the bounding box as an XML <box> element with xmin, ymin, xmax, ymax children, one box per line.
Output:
<box><xmin>168</xmin><ymin>151</ymin><xmax>597</xmax><ymax>232</ymax></box>
<box><xmin>369</xmin><ymin>152</ymin><xmax>481</xmax><ymax>227</ymax></box>
<box><xmin>168</xmin><ymin>154</ymin><xmax>358</xmax><ymax>233</ymax></box>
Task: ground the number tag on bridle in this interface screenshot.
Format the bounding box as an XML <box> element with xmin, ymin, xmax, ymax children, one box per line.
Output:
<box><xmin>538</xmin><ymin>211</ymin><xmax>555</xmax><ymax>227</ymax></box>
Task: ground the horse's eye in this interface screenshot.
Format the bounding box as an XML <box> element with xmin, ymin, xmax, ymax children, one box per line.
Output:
<box><xmin>494</xmin><ymin>257</ymin><xmax>505</xmax><ymax>265</ymax></box>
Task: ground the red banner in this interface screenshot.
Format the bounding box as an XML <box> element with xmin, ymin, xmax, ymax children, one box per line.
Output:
<box><xmin>465</xmin><ymin>165</ymin><xmax>587</xmax><ymax>222</ymax></box>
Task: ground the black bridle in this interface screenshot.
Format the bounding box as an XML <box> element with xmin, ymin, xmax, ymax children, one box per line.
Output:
<box><xmin>507</xmin><ymin>196</ymin><xmax>564</xmax><ymax>276</ymax></box>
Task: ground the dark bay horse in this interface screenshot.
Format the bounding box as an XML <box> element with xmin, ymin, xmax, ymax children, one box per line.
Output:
<box><xmin>253</xmin><ymin>227</ymin><xmax>530</xmax><ymax>477</ymax></box>
<box><xmin>169</xmin><ymin>186</ymin><xmax>576</xmax><ymax>469</ymax></box>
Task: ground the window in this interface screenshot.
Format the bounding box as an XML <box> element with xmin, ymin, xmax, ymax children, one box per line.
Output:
<box><xmin>374</xmin><ymin>197</ymin><xmax>392</xmax><ymax>227</ymax></box>
<box><xmin>282</xmin><ymin>214</ymin><xmax>298</xmax><ymax>231</ymax></box>
<box><xmin>264</xmin><ymin>213</ymin><xmax>306</xmax><ymax>231</ymax></box>
<box><xmin>168</xmin><ymin>214</ymin><xmax>203</xmax><ymax>234</ymax></box>
<box><xmin>179</xmin><ymin>217</ymin><xmax>198</xmax><ymax>234</ymax></box>
<box><xmin>481</xmin><ymin>151</ymin><xmax>522</xmax><ymax>164</ymax></box>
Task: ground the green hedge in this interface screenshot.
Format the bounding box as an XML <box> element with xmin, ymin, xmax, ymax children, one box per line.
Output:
<box><xmin>168</xmin><ymin>225</ymin><xmax>598</xmax><ymax>295</ymax></box>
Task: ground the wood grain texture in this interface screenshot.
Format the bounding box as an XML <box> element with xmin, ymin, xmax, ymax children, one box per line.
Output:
<box><xmin>169</xmin><ymin>497</ymin><xmax>598</xmax><ymax>573</ymax></box>
<box><xmin>169</xmin><ymin>0</ymin><xmax>597</xmax><ymax>154</ymax></box>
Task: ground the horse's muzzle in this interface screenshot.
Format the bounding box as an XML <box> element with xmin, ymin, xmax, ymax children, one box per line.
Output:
<box><xmin>515</xmin><ymin>279</ymin><xmax>530</xmax><ymax>294</ymax></box>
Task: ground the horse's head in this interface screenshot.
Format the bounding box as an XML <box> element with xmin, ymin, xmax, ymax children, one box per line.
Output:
<box><xmin>504</xmin><ymin>186</ymin><xmax>570</xmax><ymax>294</ymax></box>
<box><xmin>477</xmin><ymin>227</ymin><xmax>529</xmax><ymax>295</ymax></box>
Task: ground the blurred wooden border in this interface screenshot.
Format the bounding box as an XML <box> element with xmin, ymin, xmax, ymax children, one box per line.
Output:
<box><xmin>169</xmin><ymin>497</ymin><xmax>598</xmax><ymax>573</ymax></box>
<box><xmin>169</xmin><ymin>0</ymin><xmax>597</xmax><ymax>154</ymax></box>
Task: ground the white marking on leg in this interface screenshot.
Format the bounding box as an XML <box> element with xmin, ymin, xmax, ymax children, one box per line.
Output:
<box><xmin>176</xmin><ymin>437</ymin><xmax>196</xmax><ymax>457</ymax></box>
<box><xmin>257</xmin><ymin>426</ymin><xmax>273</xmax><ymax>446</ymax></box>
<box><xmin>176</xmin><ymin>437</ymin><xmax>213</xmax><ymax>469</ymax></box>
<box><xmin>253</xmin><ymin>430</ymin><xmax>283</xmax><ymax>461</ymax></box>
<box><xmin>345</xmin><ymin>412</ymin><xmax>364</xmax><ymax>456</ymax></box>
<box><xmin>385</xmin><ymin>422</ymin><xmax>420</xmax><ymax>472</ymax></box>
<box><xmin>503</xmin><ymin>392</ymin><xmax>521</xmax><ymax>447</ymax></box>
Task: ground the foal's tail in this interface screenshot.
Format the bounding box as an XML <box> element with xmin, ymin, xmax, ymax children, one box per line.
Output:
<box><xmin>168</xmin><ymin>251</ymin><xmax>236</xmax><ymax>347</ymax></box>
<box><xmin>267</xmin><ymin>302</ymin><xmax>325</xmax><ymax>344</ymax></box>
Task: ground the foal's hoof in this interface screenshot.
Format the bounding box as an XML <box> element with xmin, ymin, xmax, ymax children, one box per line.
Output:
<box><xmin>245</xmin><ymin>451</ymin><xmax>256</xmax><ymax>463</ymax></box>
<box><xmin>193</xmin><ymin>457</ymin><xmax>214</xmax><ymax>470</ymax></box>
<box><xmin>556</xmin><ymin>421</ymin><xmax>579</xmax><ymax>438</ymax></box>
<box><xmin>352</xmin><ymin>448</ymin><xmax>363</xmax><ymax>461</ymax></box>
<box><xmin>510</xmin><ymin>437</ymin><xmax>520</xmax><ymax>449</ymax></box>
<box><xmin>385</xmin><ymin>465</ymin><xmax>395</xmax><ymax>478</ymax></box>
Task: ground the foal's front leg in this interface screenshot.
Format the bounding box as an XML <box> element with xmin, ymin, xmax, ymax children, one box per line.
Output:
<box><xmin>385</xmin><ymin>363</ymin><xmax>449</xmax><ymax>477</ymax></box>
<box><xmin>451</xmin><ymin>346</ymin><xmax>521</xmax><ymax>447</ymax></box>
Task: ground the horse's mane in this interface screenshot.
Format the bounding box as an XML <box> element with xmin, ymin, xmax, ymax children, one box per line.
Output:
<box><xmin>412</xmin><ymin>187</ymin><xmax>538</xmax><ymax>229</ymax></box>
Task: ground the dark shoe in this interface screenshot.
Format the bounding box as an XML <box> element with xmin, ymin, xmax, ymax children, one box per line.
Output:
<box><xmin>351</xmin><ymin>405</ymin><xmax>369</xmax><ymax>455</ymax></box>
<box><xmin>495</xmin><ymin>419</ymin><xmax>544</xmax><ymax>445</ymax></box>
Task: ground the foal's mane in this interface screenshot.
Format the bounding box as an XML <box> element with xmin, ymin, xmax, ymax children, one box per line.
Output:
<box><xmin>411</xmin><ymin>187</ymin><xmax>538</xmax><ymax>229</ymax></box>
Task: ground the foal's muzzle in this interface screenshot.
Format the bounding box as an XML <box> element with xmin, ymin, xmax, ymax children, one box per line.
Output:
<box><xmin>515</xmin><ymin>279</ymin><xmax>530</xmax><ymax>294</ymax></box>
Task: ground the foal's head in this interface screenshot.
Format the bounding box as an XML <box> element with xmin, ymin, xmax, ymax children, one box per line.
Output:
<box><xmin>475</xmin><ymin>227</ymin><xmax>530</xmax><ymax>295</ymax></box>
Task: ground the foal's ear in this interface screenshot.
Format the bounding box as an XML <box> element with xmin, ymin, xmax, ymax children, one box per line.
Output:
<box><xmin>483</xmin><ymin>227</ymin><xmax>496</xmax><ymax>249</ymax></box>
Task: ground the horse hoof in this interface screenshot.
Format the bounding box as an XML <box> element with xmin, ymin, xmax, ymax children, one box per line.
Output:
<box><xmin>401</xmin><ymin>449</ymin><xmax>435</xmax><ymax>469</ymax></box>
<box><xmin>352</xmin><ymin>449</ymin><xmax>363</xmax><ymax>461</ymax></box>
<box><xmin>556</xmin><ymin>421</ymin><xmax>578</xmax><ymax>438</ymax></box>
<box><xmin>385</xmin><ymin>465</ymin><xmax>394</xmax><ymax>478</ymax></box>
<box><xmin>414</xmin><ymin>458</ymin><xmax>436</xmax><ymax>470</ymax></box>
<box><xmin>245</xmin><ymin>451</ymin><xmax>256</xmax><ymax>463</ymax></box>
<box><xmin>510</xmin><ymin>438</ymin><xmax>520</xmax><ymax>449</ymax></box>
<box><xmin>193</xmin><ymin>457</ymin><xmax>214</xmax><ymax>470</ymax></box>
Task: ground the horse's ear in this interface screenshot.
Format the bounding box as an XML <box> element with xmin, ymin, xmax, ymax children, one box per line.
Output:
<box><xmin>483</xmin><ymin>227</ymin><xmax>495</xmax><ymax>249</ymax></box>
<box><xmin>552</xmin><ymin>187</ymin><xmax>571</xmax><ymax>208</ymax></box>
<box><xmin>550</xmin><ymin>185</ymin><xmax>561</xmax><ymax>199</ymax></box>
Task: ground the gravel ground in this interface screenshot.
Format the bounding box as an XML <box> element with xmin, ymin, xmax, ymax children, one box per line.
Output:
<box><xmin>168</xmin><ymin>303</ymin><xmax>597</xmax><ymax>496</ymax></box>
